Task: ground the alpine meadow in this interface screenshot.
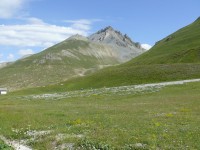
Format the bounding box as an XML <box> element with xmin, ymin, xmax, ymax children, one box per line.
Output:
<box><xmin>0</xmin><ymin>1</ymin><xmax>200</xmax><ymax>149</ymax></box>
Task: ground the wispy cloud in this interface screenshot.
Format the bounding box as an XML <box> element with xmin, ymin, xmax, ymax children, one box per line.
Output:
<box><xmin>65</xmin><ymin>19</ymin><xmax>92</xmax><ymax>25</ymax></box>
<box><xmin>0</xmin><ymin>53</ymin><xmax>3</xmax><ymax>59</ymax></box>
<box><xmin>25</xmin><ymin>17</ymin><xmax>46</xmax><ymax>25</ymax></box>
<box><xmin>141</xmin><ymin>44</ymin><xmax>152</xmax><ymax>50</ymax></box>
<box><xmin>0</xmin><ymin>53</ymin><xmax>4</xmax><ymax>63</ymax></box>
<box><xmin>0</xmin><ymin>0</ymin><xmax>26</xmax><ymax>18</ymax></box>
<box><xmin>0</xmin><ymin>17</ymin><xmax>100</xmax><ymax>61</ymax></box>
<box><xmin>18</xmin><ymin>49</ymin><xmax>34</xmax><ymax>56</ymax></box>
<box><xmin>65</xmin><ymin>19</ymin><xmax>102</xmax><ymax>30</ymax></box>
<box><xmin>0</xmin><ymin>18</ymin><xmax>92</xmax><ymax>48</ymax></box>
<box><xmin>7</xmin><ymin>53</ymin><xmax>15</xmax><ymax>60</ymax></box>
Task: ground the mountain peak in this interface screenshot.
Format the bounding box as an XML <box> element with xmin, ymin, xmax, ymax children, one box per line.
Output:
<box><xmin>88</xmin><ymin>26</ymin><xmax>142</xmax><ymax>49</ymax></box>
<box><xmin>96</xmin><ymin>26</ymin><xmax>115</xmax><ymax>34</ymax></box>
<box><xmin>104</xmin><ymin>26</ymin><xmax>114</xmax><ymax>31</ymax></box>
<box><xmin>67</xmin><ymin>34</ymin><xmax>88</xmax><ymax>41</ymax></box>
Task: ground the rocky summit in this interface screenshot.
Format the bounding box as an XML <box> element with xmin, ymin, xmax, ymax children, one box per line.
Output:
<box><xmin>89</xmin><ymin>26</ymin><xmax>145</xmax><ymax>61</ymax></box>
<box><xmin>89</xmin><ymin>26</ymin><xmax>141</xmax><ymax>48</ymax></box>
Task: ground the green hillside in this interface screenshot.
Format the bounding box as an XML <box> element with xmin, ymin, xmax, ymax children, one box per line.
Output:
<box><xmin>15</xmin><ymin>63</ymin><xmax>200</xmax><ymax>95</ymax></box>
<box><xmin>0</xmin><ymin>37</ymin><xmax>120</xmax><ymax>91</ymax></box>
<box><xmin>126</xmin><ymin>17</ymin><xmax>200</xmax><ymax>65</ymax></box>
<box><xmin>27</xmin><ymin>17</ymin><xmax>200</xmax><ymax>92</ymax></box>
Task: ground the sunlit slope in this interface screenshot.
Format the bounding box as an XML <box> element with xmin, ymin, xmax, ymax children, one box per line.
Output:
<box><xmin>127</xmin><ymin>17</ymin><xmax>200</xmax><ymax>65</ymax></box>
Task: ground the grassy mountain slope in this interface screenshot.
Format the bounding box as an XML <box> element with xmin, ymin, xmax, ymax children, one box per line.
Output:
<box><xmin>0</xmin><ymin>37</ymin><xmax>121</xmax><ymax>91</ymax></box>
<box><xmin>16</xmin><ymin>63</ymin><xmax>200</xmax><ymax>94</ymax></box>
<box><xmin>126</xmin><ymin>17</ymin><xmax>200</xmax><ymax>65</ymax></box>
<box><xmin>24</xmin><ymin>17</ymin><xmax>200</xmax><ymax>93</ymax></box>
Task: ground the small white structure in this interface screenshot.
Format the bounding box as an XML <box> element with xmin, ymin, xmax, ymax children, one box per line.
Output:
<box><xmin>0</xmin><ymin>88</ymin><xmax>7</xmax><ymax>95</ymax></box>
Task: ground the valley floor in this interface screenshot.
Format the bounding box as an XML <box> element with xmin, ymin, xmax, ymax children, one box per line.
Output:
<box><xmin>0</xmin><ymin>79</ymin><xmax>200</xmax><ymax>149</ymax></box>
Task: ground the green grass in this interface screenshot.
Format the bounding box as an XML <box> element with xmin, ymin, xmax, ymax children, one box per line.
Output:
<box><xmin>0</xmin><ymin>139</ymin><xmax>13</xmax><ymax>150</ymax></box>
<box><xmin>15</xmin><ymin>63</ymin><xmax>200</xmax><ymax>95</ymax></box>
<box><xmin>61</xmin><ymin>63</ymin><xmax>200</xmax><ymax>91</ymax></box>
<box><xmin>0</xmin><ymin>82</ymin><xmax>200</xmax><ymax>149</ymax></box>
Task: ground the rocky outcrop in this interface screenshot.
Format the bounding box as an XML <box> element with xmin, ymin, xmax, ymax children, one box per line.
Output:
<box><xmin>88</xmin><ymin>26</ymin><xmax>142</xmax><ymax>48</ymax></box>
<box><xmin>88</xmin><ymin>26</ymin><xmax>145</xmax><ymax>61</ymax></box>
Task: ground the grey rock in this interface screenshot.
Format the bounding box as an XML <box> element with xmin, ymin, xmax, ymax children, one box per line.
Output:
<box><xmin>88</xmin><ymin>26</ymin><xmax>145</xmax><ymax>62</ymax></box>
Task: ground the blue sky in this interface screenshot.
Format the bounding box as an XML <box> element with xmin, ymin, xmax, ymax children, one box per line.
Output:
<box><xmin>0</xmin><ymin>0</ymin><xmax>200</xmax><ymax>62</ymax></box>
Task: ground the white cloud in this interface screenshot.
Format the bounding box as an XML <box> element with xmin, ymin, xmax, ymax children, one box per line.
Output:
<box><xmin>7</xmin><ymin>53</ymin><xmax>15</xmax><ymax>60</ymax></box>
<box><xmin>26</xmin><ymin>17</ymin><xmax>46</xmax><ymax>25</ymax></box>
<box><xmin>0</xmin><ymin>19</ymin><xmax>91</xmax><ymax>47</ymax></box>
<box><xmin>65</xmin><ymin>19</ymin><xmax>92</xmax><ymax>25</ymax></box>
<box><xmin>72</xmin><ymin>23</ymin><xmax>91</xmax><ymax>30</ymax></box>
<box><xmin>0</xmin><ymin>53</ymin><xmax>3</xmax><ymax>58</ymax></box>
<box><xmin>65</xmin><ymin>19</ymin><xmax>102</xmax><ymax>30</ymax></box>
<box><xmin>65</xmin><ymin>19</ymin><xmax>92</xmax><ymax>30</ymax></box>
<box><xmin>0</xmin><ymin>53</ymin><xmax>5</xmax><ymax>63</ymax></box>
<box><xmin>18</xmin><ymin>49</ymin><xmax>34</xmax><ymax>56</ymax></box>
<box><xmin>0</xmin><ymin>0</ymin><xmax>26</xmax><ymax>18</ymax></box>
<box><xmin>141</xmin><ymin>44</ymin><xmax>152</xmax><ymax>50</ymax></box>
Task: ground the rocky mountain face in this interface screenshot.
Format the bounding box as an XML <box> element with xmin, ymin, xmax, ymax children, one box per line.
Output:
<box><xmin>0</xmin><ymin>26</ymin><xmax>145</xmax><ymax>91</ymax></box>
<box><xmin>89</xmin><ymin>26</ymin><xmax>140</xmax><ymax>48</ymax></box>
<box><xmin>89</xmin><ymin>26</ymin><xmax>145</xmax><ymax>62</ymax></box>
